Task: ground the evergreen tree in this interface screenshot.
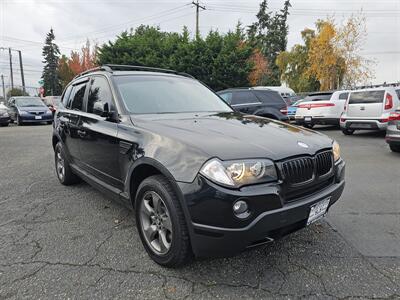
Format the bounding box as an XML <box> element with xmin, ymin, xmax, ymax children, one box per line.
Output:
<box><xmin>248</xmin><ymin>0</ymin><xmax>291</xmax><ymax>85</ymax></box>
<box><xmin>42</xmin><ymin>29</ymin><xmax>62</xmax><ymax>95</ymax></box>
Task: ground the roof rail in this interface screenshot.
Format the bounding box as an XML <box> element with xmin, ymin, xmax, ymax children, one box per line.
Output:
<box><xmin>73</xmin><ymin>64</ymin><xmax>195</xmax><ymax>80</ymax></box>
<box><xmin>104</xmin><ymin>64</ymin><xmax>195</xmax><ymax>79</ymax></box>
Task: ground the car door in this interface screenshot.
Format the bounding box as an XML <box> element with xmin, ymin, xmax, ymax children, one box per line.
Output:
<box><xmin>61</xmin><ymin>79</ymin><xmax>89</xmax><ymax>164</ymax></box>
<box><xmin>78</xmin><ymin>75</ymin><xmax>122</xmax><ymax>190</ymax></box>
<box><xmin>230</xmin><ymin>91</ymin><xmax>262</xmax><ymax>114</ymax></box>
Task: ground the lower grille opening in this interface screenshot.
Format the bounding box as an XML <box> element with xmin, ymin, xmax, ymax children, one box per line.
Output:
<box><xmin>284</xmin><ymin>176</ymin><xmax>334</xmax><ymax>202</ymax></box>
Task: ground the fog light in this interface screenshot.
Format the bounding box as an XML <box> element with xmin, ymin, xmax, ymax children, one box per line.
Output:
<box><xmin>233</xmin><ymin>200</ymin><xmax>248</xmax><ymax>214</ymax></box>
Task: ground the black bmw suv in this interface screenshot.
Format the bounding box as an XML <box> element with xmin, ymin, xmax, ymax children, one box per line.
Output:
<box><xmin>53</xmin><ymin>65</ymin><xmax>345</xmax><ymax>267</ymax></box>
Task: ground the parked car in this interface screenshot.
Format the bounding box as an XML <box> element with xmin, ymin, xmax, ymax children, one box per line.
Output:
<box><xmin>42</xmin><ymin>96</ymin><xmax>62</xmax><ymax>116</ymax></box>
<box><xmin>217</xmin><ymin>88</ymin><xmax>289</xmax><ymax>121</ymax></box>
<box><xmin>8</xmin><ymin>96</ymin><xmax>53</xmax><ymax>125</ymax></box>
<box><xmin>340</xmin><ymin>87</ymin><xmax>400</xmax><ymax>135</ymax></box>
<box><xmin>295</xmin><ymin>91</ymin><xmax>349</xmax><ymax>128</ymax></box>
<box><xmin>287</xmin><ymin>99</ymin><xmax>306</xmax><ymax>120</ymax></box>
<box><xmin>53</xmin><ymin>65</ymin><xmax>345</xmax><ymax>267</ymax></box>
<box><xmin>385</xmin><ymin>106</ymin><xmax>400</xmax><ymax>152</ymax></box>
<box><xmin>0</xmin><ymin>102</ymin><xmax>10</xmax><ymax>127</ymax></box>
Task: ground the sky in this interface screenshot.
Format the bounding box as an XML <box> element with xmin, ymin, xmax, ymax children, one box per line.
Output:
<box><xmin>1</xmin><ymin>0</ymin><xmax>399</xmax><ymax>95</ymax></box>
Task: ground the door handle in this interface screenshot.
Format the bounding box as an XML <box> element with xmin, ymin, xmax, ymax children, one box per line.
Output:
<box><xmin>77</xmin><ymin>130</ymin><xmax>87</xmax><ymax>138</ymax></box>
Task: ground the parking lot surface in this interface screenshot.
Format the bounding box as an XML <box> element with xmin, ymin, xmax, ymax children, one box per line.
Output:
<box><xmin>0</xmin><ymin>124</ymin><xmax>399</xmax><ymax>299</ymax></box>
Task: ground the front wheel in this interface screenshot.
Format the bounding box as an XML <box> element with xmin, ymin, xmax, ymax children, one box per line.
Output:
<box><xmin>54</xmin><ymin>142</ymin><xmax>80</xmax><ymax>185</ymax></box>
<box><xmin>342</xmin><ymin>128</ymin><xmax>355</xmax><ymax>135</ymax></box>
<box><xmin>0</xmin><ymin>123</ymin><xmax>9</xmax><ymax>127</ymax></box>
<box><xmin>303</xmin><ymin>123</ymin><xmax>314</xmax><ymax>129</ymax></box>
<box><xmin>16</xmin><ymin>115</ymin><xmax>22</xmax><ymax>126</ymax></box>
<box><xmin>135</xmin><ymin>175</ymin><xmax>192</xmax><ymax>267</ymax></box>
<box><xmin>389</xmin><ymin>143</ymin><xmax>400</xmax><ymax>153</ymax></box>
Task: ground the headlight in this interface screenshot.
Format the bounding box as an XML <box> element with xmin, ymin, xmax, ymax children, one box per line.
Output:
<box><xmin>19</xmin><ymin>110</ymin><xmax>28</xmax><ymax>115</ymax></box>
<box><xmin>200</xmin><ymin>158</ymin><xmax>277</xmax><ymax>188</ymax></box>
<box><xmin>333</xmin><ymin>140</ymin><xmax>341</xmax><ymax>162</ymax></box>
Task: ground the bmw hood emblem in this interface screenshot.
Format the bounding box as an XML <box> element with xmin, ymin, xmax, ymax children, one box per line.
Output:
<box><xmin>297</xmin><ymin>141</ymin><xmax>309</xmax><ymax>148</ymax></box>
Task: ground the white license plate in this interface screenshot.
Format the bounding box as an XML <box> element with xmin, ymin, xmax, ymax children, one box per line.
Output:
<box><xmin>35</xmin><ymin>116</ymin><xmax>42</xmax><ymax>120</ymax></box>
<box><xmin>307</xmin><ymin>197</ymin><xmax>330</xmax><ymax>225</ymax></box>
<box><xmin>304</xmin><ymin>117</ymin><xmax>312</xmax><ymax>122</ymax></box>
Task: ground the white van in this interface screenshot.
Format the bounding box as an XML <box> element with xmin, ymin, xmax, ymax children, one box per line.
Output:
<box><xmin>340</xmin><ymin>87</ymin><xmax>400</xmax><ymax>135</ymax></box>
<box><xmin>294</xmin><ymin>90</ymin><xmax>349</xmax><ymax>128</ymax></box>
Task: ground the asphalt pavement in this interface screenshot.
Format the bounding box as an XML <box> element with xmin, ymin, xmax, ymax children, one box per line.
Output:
<box><xmin>0</xmin><ymin>124</ymin><xmax>399</xmax><ymax>299</ymax></box>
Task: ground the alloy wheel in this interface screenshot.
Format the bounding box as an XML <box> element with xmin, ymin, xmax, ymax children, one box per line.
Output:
<box><xmin>139</xmin><ymin>191</ymin><xmax>172</xmax><ymax>255</ymax></box>
<box><xmin>56</xmin><ymin>149</ymin><xmax>65</xmax><ymax>181</ymax></box>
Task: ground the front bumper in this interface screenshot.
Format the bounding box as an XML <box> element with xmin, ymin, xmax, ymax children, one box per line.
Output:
<box><xmin>179</xmin><ymin>160</ymin><xmax>345</xmax><ymax>257</ymax></box>
<box><xmin>19</xmin><ymin>114</ymin><xmax>53</xmax><ymax>123</ymax></box>
<box><xmin>340</xmin><ymin>119</ymin><xmax>387</xmax><ymax>130</ymax></box>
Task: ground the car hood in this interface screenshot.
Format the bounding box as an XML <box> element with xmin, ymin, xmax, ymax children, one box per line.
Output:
<box><xmin>131</xmin><ymin>112</ymin><xmax>334</xmax><ymax>161</ymax></box>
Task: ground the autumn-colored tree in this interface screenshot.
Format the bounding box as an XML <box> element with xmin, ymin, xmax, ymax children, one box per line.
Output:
<box><xmin>276</xmin><ymin>28</ymin><xmax>320</xmax><ymax>92</ymax></box>
<box><xmin>307</xmin><ymin>20</ymin><xmax>345</xmax><ymax>90</ymax></box>
<box><xmin>335</xmin><ymin>14</ymin><xmax>374</xmax><ymax>88</ymax></box>
<box><xmin>248</xmin><ymin>48</ymin><xmax>269</xmax><ymax>86</ymax></box>
<box><xmin>58</xmin><ymin>40</ymin><xmax>98</xmax><ymax>90</ymax></box>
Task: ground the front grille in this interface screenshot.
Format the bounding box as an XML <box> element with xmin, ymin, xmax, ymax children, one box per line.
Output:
<box><xmin>316</xmin><ymin>151</ymin><xmax>333</xmax><ymax>176</ymax></box>
<box><xmin>282</xmin><ymin>157</ymin><xmax>314</xmax><ymax>185</ymax></box>
<box><xmin>284</xmin><ymin>177</ymin><xmax>334</xmax><ymax>202</ymax></box>
<box><xmin>281</xmin><ymin>150</ymin><xmax>333</xmax><ymax>185</ymax></box>
<box><xmin>28</xmin><ymin>111</ymin><xmax>44</xmax><ymax>115</ymax></box>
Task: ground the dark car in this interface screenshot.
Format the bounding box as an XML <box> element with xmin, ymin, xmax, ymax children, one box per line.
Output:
<box><xmin>217</xmin><ymin>88</ymin><xmax>289</xmax><ymax>121</ymax></box>
<box><xmin>385</xmin><ymin>106</ymin><xmax>400</xmax><ymax>152</ymax></box>
<box><xmin>8</xmin><ymin>96</ymin><xmax>53</xmax><ymax>125</ymax></box>
<box><xmin>53</xmin><ymin>65</ymin><xmax>345</xmax><ymax>267</ymax></box>
<box><xmin>0</xmin><ymin>103</ymin><xmax>11</xmax><ymax>127</ymax></box>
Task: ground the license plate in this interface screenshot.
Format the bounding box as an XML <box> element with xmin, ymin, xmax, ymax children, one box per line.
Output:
<box><xmin>304</xmin><ymin>116</ymin><xmax>312</xmax><ymax>122</ymax></box>
<box><xmin>307</xmin><ymin>197</ymin><xmax>330</xmax><ymax>225</ymax></box>
<box><xmin>35</xmin><ymin>116</ymin><xmax>42</xmax><ymax>120</ymax></box>
<box><xmin>350</xmin><ymin>123</ymin><xmax>370</xmax><ymax>129</ymax></box>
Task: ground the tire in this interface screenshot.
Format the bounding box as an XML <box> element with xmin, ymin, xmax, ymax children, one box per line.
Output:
<box><xmin>54</xmin><ymin>142</ymin><xmax>80</xmax><ymax>185</ymax></box>
<box><xmin>135</xmin><ymin>175</ymin><xmax>192</xmax><ymax>267</ymax></box>
<box><xmin>342</xmin><ymin>128</ymin><xmax>355</xmax><ymax>135</ymax></box>
<box><xmin>0</xmin><ymin>123</ymin><xmax>9</xmax><ymax>127</ymax></box>
<box><xmin>389</xmin><ymin>143</ymin><xmax>400</xmax><ymax>153</ymax></box>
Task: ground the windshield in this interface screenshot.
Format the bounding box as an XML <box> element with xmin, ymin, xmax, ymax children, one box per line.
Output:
<box><xmin>114</xmin><ymin>75</ymin><xmax>232</xmax><ymax>114</ymax></box>
<box><xmin>15</xmin><ymin>97</ymin><xmax>46</xmax><ymax>107</ymax></box>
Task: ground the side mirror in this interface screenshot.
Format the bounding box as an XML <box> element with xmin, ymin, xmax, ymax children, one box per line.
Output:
<box><xmin>93</xmin><ymin>101</ymin><xmax>111</xmax><ymax>118</ymax></box>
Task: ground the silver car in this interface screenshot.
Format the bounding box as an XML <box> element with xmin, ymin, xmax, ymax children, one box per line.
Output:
<box><xmin>340</xmin><ymin>87</ymin><xmax>400</xmax><ymax>135</ymax></box>
<box><xmin>385</xmin><ymin>106</ymin><xmax>400</xmax><ymax>152</ymax></box>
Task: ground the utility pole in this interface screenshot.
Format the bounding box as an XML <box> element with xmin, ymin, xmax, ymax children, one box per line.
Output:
<box><xmin>8</xmin><ymin>48</ymin><xmax>14</xmax><ymax>90</ymax></box>
<box><xmin>192</xmin><ymin>0</ymin><xmax>205</xmax><ymax>40</ymax></box>
<box><xmin>1</xmin><ymin>75</ymin><xmax>5</xmax><ymax>102</ymax></box>
<box><xmin>17</xmin><ymin>50</ymin><xmax>26</xmax><ymax>93</ymax></box>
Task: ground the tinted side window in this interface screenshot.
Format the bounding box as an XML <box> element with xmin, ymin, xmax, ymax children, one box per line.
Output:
<box><xmin>219</xmin><ymin>92</ymin><xmax>232</xmax><ymax>104</ymax></box>
<box><xmin>349</xmin><ymin>90</ymin><xmax>385</xmax><ymax>104</ymax></box>
<box><xmin>62</xmin><ymin>85</ymin><xmax>73</xmax><ymax>107</ymax></box>
<box><xmin>253</xmin><ymin>90</ymin><xmax>285</xmax><ymax>105</ymax></box>
<box><xmin>87</xmin><ymin>76</ymin><xmax>113</xmax><ymax>113</ymax></box>
<box><xmin>231</xmin><ymin>91</ymin><xmax>259</xmax><ymax>105</ymax></box>
<box><xmin>339</xmin><ymin>92</ymin><xmax>349</xmax><ymax>100</ymax></box>
<box><xmin>70</xmin><ymin>83</ymin><xmax>87</xmax><ymax>111</ymax></box>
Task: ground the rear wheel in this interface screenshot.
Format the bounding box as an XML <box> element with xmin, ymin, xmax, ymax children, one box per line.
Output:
<box><xmin>135</xmin><ymin>175</ymin><xmax>192</xmax><ymax>267</ymax></box>
<box><xmin>54</xmin><ymin>142</ymin><xmax>80</xmax><ymax>185</ymax></box>
<box><xmin>389</xmin><ymin>143</ymin><xmax>400</xmax><ymax>153</ymax></box>
<box><xmin>342</xmin><ymin>128</ymin><xmax>355</xmax><ymax>135</ymax></box>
